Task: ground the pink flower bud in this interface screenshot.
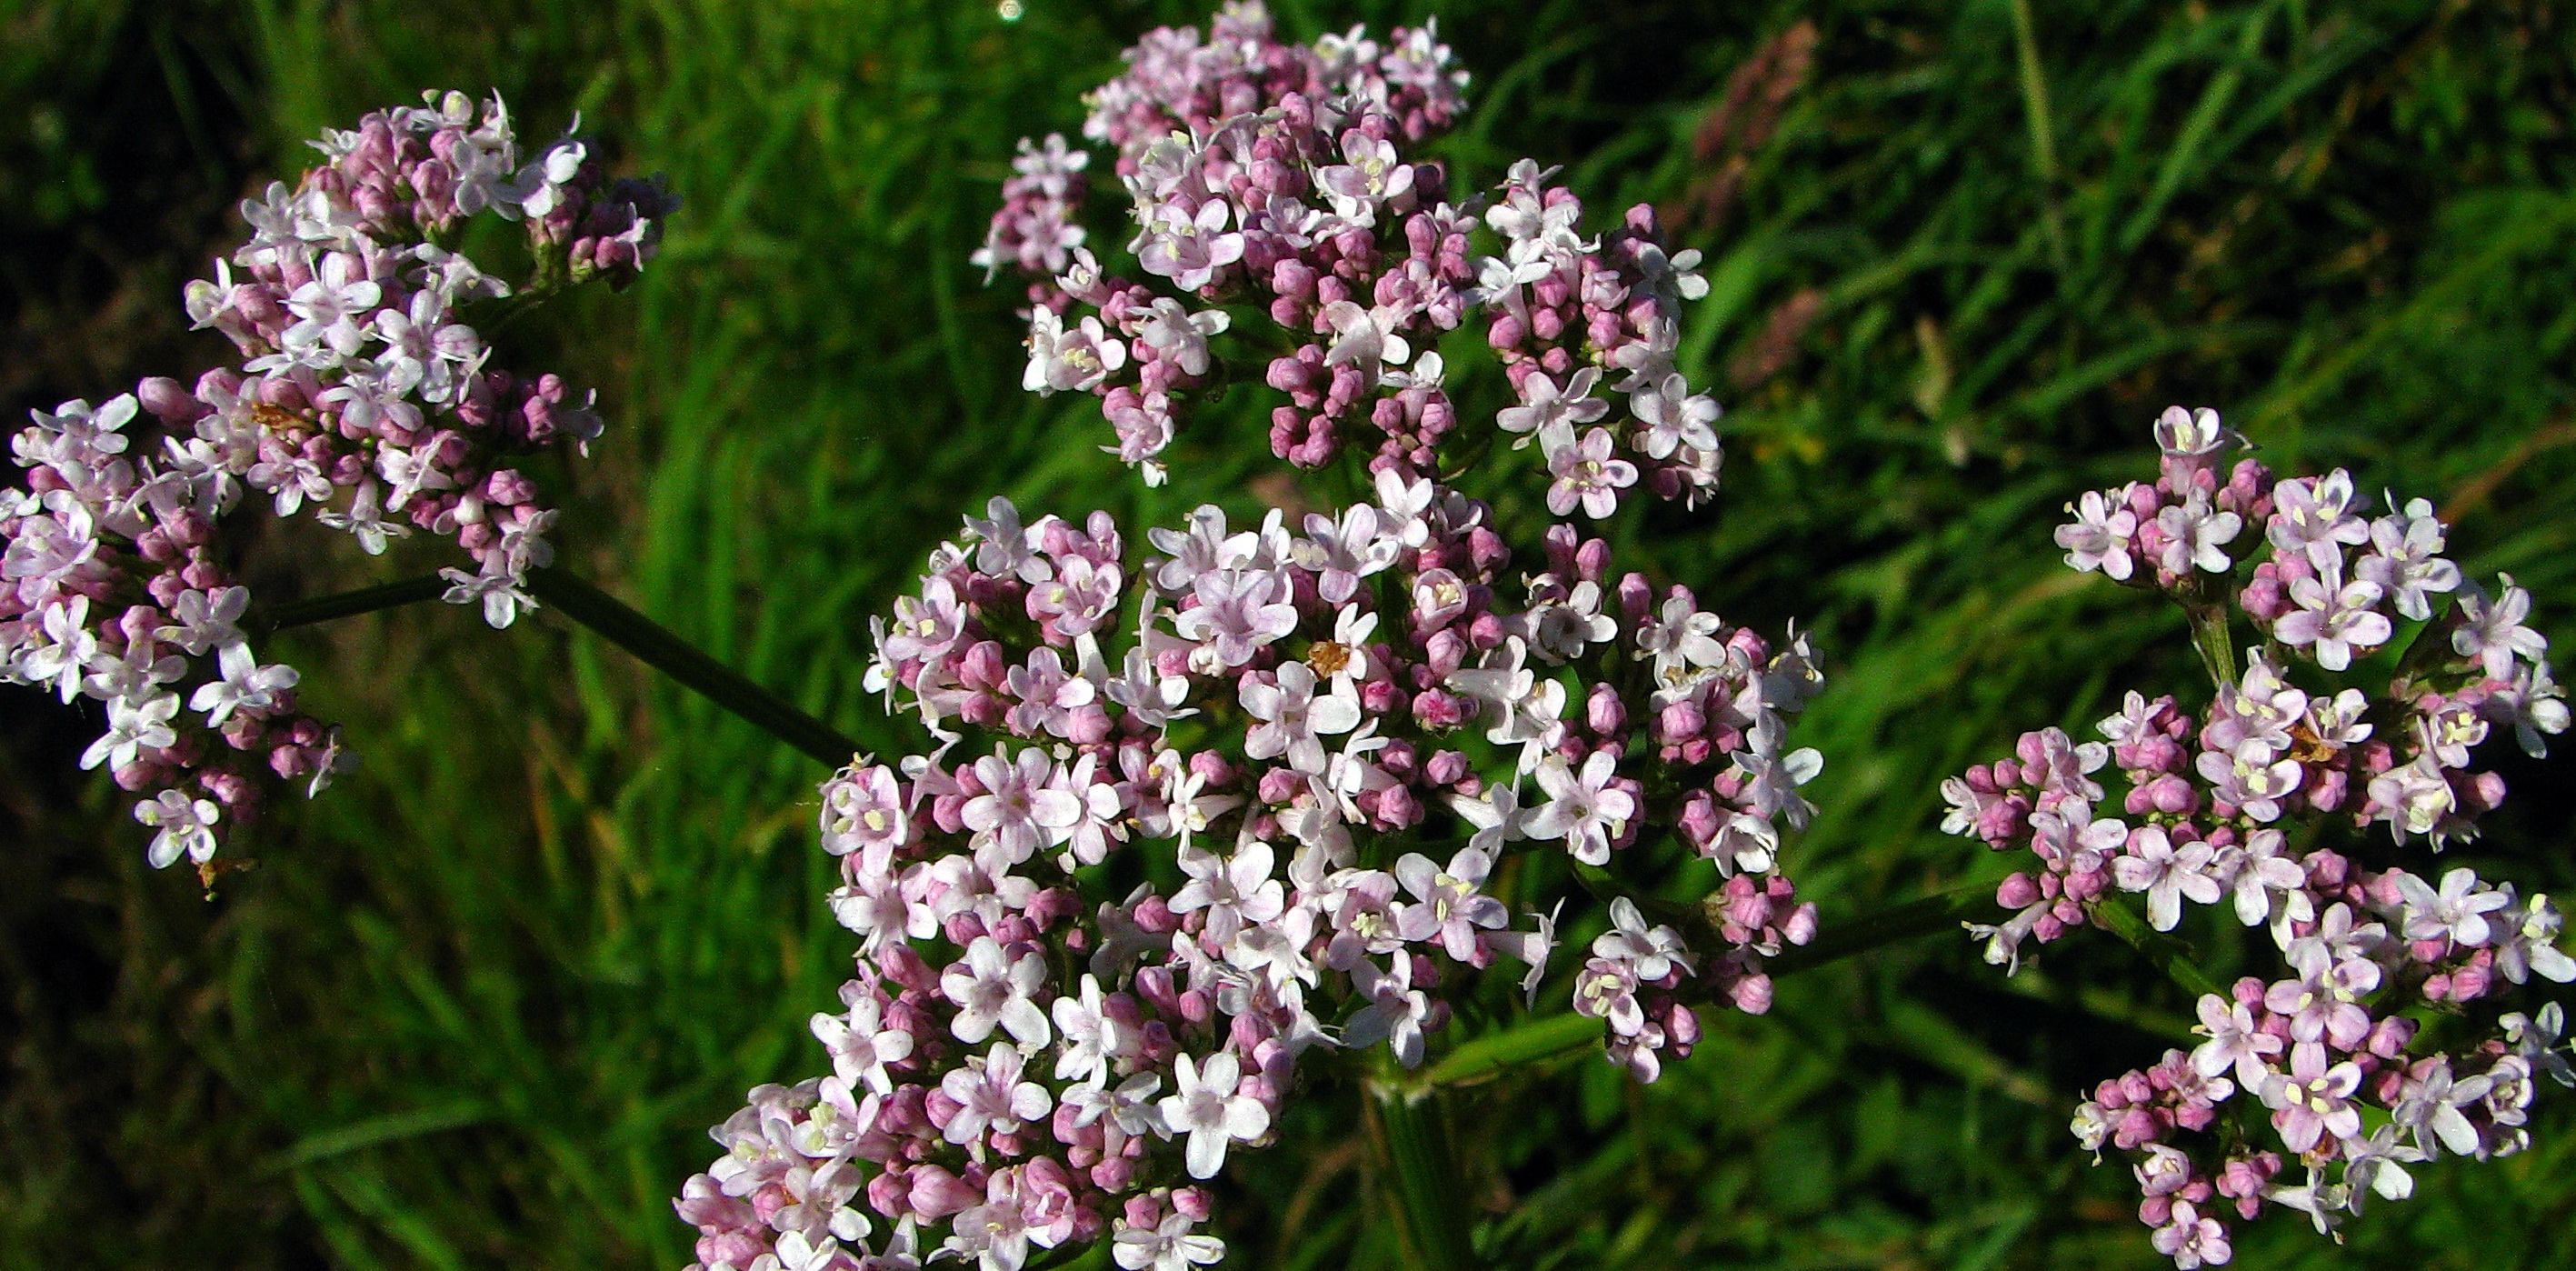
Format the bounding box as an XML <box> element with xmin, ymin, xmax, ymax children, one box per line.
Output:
<box><xmin>1728</xmin><ymin>973</ymin><xmax>1773</xmax><ymax>1015</ymax></box>
<box><xmin>1586</xmin><ymin>683</ymin><xmax>1626</xmax><ymax>736</ymax></box>
<box><xmin>908</xmin><ymin>1166</ymin><xmax>980</xmax><ymax>1218</ymax></box>
<box><xmin>1997</xmin><ymin>872</ymin><xmax>2042</xmax><ymax>909</ymax></box>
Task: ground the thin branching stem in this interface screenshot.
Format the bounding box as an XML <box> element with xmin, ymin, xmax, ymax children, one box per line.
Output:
<box><xmin>522</xmin><ymin>567</ymin><xmax>861</xmax><ymax>767</ymax></box>
<box><xmin>255</xmin><ymin>575</ymin><xmax>450</xmax><ymax>635</ymax></box>
<box><xmin>249</xmin><ymin>568</ymin><xmax>861</xmax><ymax>769</ymax></box>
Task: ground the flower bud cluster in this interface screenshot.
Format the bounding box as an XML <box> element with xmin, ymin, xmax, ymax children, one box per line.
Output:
<box><xmin>3</xmin><ymin>395</ymin><xmax>340</xmax><ymax>877</ymax></box>
<box><xmin>186</xmin><ymin>89</ymin><xmax>676</xmax><ymax>624</ymax></box>
<box><xmin>0</xmin><ymin>94</ymin><xmax>674</xmax><ymax>874</ymax></box>
<box><xmin>973</xmin><ymin>1</ymin><xmax>1721</xmax><ymax>508</ymax></box>
<box><xmin>1954</xmin><ymin>406</ymin><xmax>2574</xmax><ymax>1265</ymax></box>
<box><xmin>970</xmin><ymin>135</ymin><xmax>1092</xmax><ymax>287</ymax></box>
<box><xmin>673</xmin><ymin>477</ymin><xmax>1823</xmax><ymax>1270</ymax></box>
<box><xmin>2065</xmin><ymin>889</ymin><xmax>2572</xmax><ymax>1266</ymax></box>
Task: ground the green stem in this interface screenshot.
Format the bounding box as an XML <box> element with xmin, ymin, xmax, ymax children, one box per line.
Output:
<box><xmin>252</xmin><ymin>569</ymin><xmax>861</xmax><ymax>769</ymax></box>
<box><xmin>1416</xmin><ymin>883</ymin><xmax>2011</xmax><ymax>1089</ymax></box>
<box><xmin>1765</xmin><ymin>882</ymin><xmax>2008</xmax><ymax>976</ymax></box>
<box><xmin>1418</xmin><ymin>1012</ymin><xmax>1599</xmax><ymax>1089</ymax></box>
<box><xmin>2186</xmin><ymin>600</ymin><xmax>2238</xmax><ymax>690</ymax></box>
<box><xmin>1368</xmin><ymin>1076</ymin><xmax>1477</xmax><ymax>1271</ymax></box>
<box><xmin>522</xmin><ymin>567</ymin><xmax>860</xmax><ymax>768</ymax></box>
<box><xmin>254</xmin><ymin>575</ymin><xmax>450</xmax><ymax>636</ymax></box>
<box><xmin>2086</xmin><ymin>894</ymin><xmax>2228</xmax><ymax>1001</ymax></box>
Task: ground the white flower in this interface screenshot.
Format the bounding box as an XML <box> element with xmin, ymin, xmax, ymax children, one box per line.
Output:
<box><xmin>2055</xmin><ymin>487</ymin><xmax>2138</xmax><ymax>580</ymax></box>
<box><xmin>1539</xmin><ymin>422</ymin><xmax>1637</xmax><ymax>520</ymax></box>
<box><xmin>1049</xmin><ymin>974</ymin><xmax>1123</xmax><ymax>1086</ymax></box>
<box><xmin>1169</xmin><ymin>841</ymin><xmax>1285</xmax><ymax>946</ymax></box>
<box><xmin>1312</xmin><ymin>131</ymin><xmax>1414</xmax><ymax>226</ymax></box>
<box><xmin>1132</xmin><ymin>199</ymin><xmax>1245</xmax><ymax>292</ymax></box>
<box><xmin>1023</xmin><ymin>309</ymin><xmax>1127</xmax><ymax>395</ymax></box>
<box><xmin>1593</xmin><ymin>896</ymin><xmax>1690</xmax><ymax>981</ymax></box>
<box><xmin>1493</xmin><ymin>368</ymin><xmax>1605</xmax><ymax>445</ymax></box>
<box><xmin>1320</xmin><ymin>299</ymin><xmax>1412</xmax><ymax>383</ymax></box>
<box><xmin>189</xmin><ymin>641</ymin><xmax>299</xmax><ymax>726</ymax></box>
<box><xmin>2112</xmin><ymin>825</ymin><xmax>2223</xmax><ymax>931</ymax></box>
<box><xmin>155</xmin><ymin>586</ymin><xmax>249</xmax><ymax>657</ymax></box>
<box><xmin>134</xmin><ymin>788</ymin><xmax>222</xmax><ymax>868</ymax></box>
<box><xmin>2153</xmin><ymin>495</ymin><xmax>2243</xmax><ymax>575</ymax></box>
<box><xmin>280</xmin><ymin>250</ymin><xmax>381</xmax><ymax>364</ymax></box>
<box><xmin>812</xmin><ymin>996</ymin><xmax>915</xmax><ymax>1095</ymax></box>
<box><xmin>1522</xmin><ymin>580</ymin><xmax>1617</xmax><ymax>665</ymax></box>
<box><xmin>2354</xmin><ymin>495</ymin><xmax>2460</xmax><ymax>621</ymax></box>
<box><xmin>1730</xmin><ymin>716</ymin><xmax>1823</xmax><ymax>830</ymax></box>
<box><xmin>964</xmin><ymin>748</ymin><xmax>1083</xmax><ymax>868</ymax></box>
<box><xmin>315</xmin><ymin>480</ymin><xmax>411</xmax><ymax>555</ymax></box>
<box><xmin>2453</xmin><ymin>575</ymin><xmax>2549</xmax><ymax>680</ymax></box>
<box><xmin>1157</xmin><ymin>1049</ymin><xmax>1270</xmax><ymax>1179</ymax></box>
<box><xmin>1241</xmin><ymin>661</ymin><xmax>1362</xmax><ymax>774</ymax></box>
<box><xmin>1449</xmin><ymin>779</ymin><xmax>1532</xmax><ymax>857</ymax></box>
<box><xmin>1340</xmin><ymin>956</ymin><xmax>1433</xmax><ymax>1066</ymax></box>
<box><xmin>941</xmin><ymin>936</ymin><xmax>1053</xmax><ymax>1047</ymax></box>
<box><xmin>15</xmin><ymin>598</ymin><xmax>97</xmax><ymax>702</ymax></box>
<box><xmin>2276</xmin><ymin>562</ymin><xmax>2391</xmax><ymax>671</ymax></box>
<box><xmin>80</xmin><ymin>691</ymin><xmax>178</xmax><ymax>771</ymax></box>
<box><xmin>938</xmin><ymin>1041</ymin><xmax>1053</xmax><ymax>1147</ymax></box>
<box><xmin>1112</xmin><ymin>1214</ymin><xmax>1225</xmax><ymax>1271</ymax></box>
<box><xmin>1630</xmin><ymin>373</ymin><xmax>1720</xmax><ymax>460</ymax></box>
<box><xmin>1133</xmin><ymin>297</ymin><xmax>1231</xmax><ymax>377</ymax></box>
<box><xmin>2396</xmin><ymin>866</ymin><xmax>2510</xmax><ymax>947</ymax></box>
<box><xmin>439</xmin><ymin>563</ymin><xmax>536</xmax><ymax>628</ymax></box>
<box><xmin>1525</xmin><ymin>750</ymin><xmax>1634</xmax><ymax>866</ymax></box>
<box><xmin>2225</xmin><ymin>827</ymin><xmax>2313</xmax><ymax>936</ymax></box>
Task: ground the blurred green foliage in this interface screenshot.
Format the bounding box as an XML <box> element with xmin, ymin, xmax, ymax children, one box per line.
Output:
<box><xmin>4</xmin><ymin>0</ymin><xmax>2574</xmax><ymax>1267</ymax></box>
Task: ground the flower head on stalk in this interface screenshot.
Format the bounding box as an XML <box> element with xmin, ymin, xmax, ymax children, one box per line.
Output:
<box><xmin>1951</xmin><ymin>405</ymin><xmax>2573</xmax><ymax>1266</ymax></box>
<box><xmin>971</xmin><ymin>1</ymin><xmax>1721</xmax><ymax>505</ymax></box>
<box><xmin>675</xmin><ymin>8</ymin><xmax>1832</xmax><ymax>1268</ymax></box>
<box><xmin>674</xmin><ymin>464</ymin><xmax>1825</xmax><ymax>1268</ymax></box>
<box><xmin>3</xmin><ymin>95</ymin><xmax>674</xmax><ymax>876</ymax></box>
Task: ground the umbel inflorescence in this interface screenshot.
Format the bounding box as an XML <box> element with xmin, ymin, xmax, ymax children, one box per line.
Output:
<box><xmin>1</xmin><ymin>93</ymin><xmax>673</xmax><ymax>879</ymax></box>
<box><xmin>1949</xmin><ymin>407</ymin><xmax>2571</xmax><ymax>1266</ymax></box>
<box><xmin>670</xmin><ymin>6</ymin><xmax>1818</xmax><ymax>1270</ymax></box>
<box><xmin>674</xmin><ymin>483</ymin><xmax>1822</xmax><ymax>1271</ymax></box>
<box><xmin>980</xmin><ymin>0</ymin><xmax>1720</xmax><ymax>506</ymax></box>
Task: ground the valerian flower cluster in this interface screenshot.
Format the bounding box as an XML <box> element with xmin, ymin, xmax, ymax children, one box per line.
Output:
<box><xmin>669</xmin><ymin>11</ymin><xmax>1828</xmax><ymax>1267</ymax></box>
<box><xmin>1</xmin><ymin>92</ymin><xmax>674</xmax><ymax>876</ymax></box>
<box><xmin>672</xmin><ymin>476</ymin><xmax>1824</xmax><ymax>1271</ymax></box>
<box><xmin>975</xmin><ymin>0</ymin><xmax>1722</xmax><ymax>508</ymax></box>
<box><xmin>1948</xmin><ymin>407</ymin><xmax>2572</xmax><ymax>1267</ymax></box>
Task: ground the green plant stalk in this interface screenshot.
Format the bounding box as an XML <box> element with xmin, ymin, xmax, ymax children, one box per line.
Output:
<box><xmin>255</xmin><ymin>575</ymin><xmax>452</xmax><ymax>635</ymax></box>
<box><xmin>2086</xmin><ymin>893</ymin><xmax>2227</xmax><ymax>1001</ymax></box>
<box><xmin>2186</xmin><ymin>599</ymin><xmax>2238</xmax><ymax>690</ymax></box>
<box><xmin>254</xmin><ymin>569</ymin><xmax>861</xmax><ymax>769</ymax></box>
<box><xmin>522</xmin><ymin>567</ymin><xmax>860</xmax><ymax>768</ymax></box>
<box><xmin>1766</xmin><ymin>881</ymin><xmax>2009</xmax><ymax>976</ymax></box>
<box><xmin>1418</xmin><ymin>883</ymin><xmax>2011</xmax><ymax>1089</ymax></box>
<box><xmin>1368</xmin><ymin>1074</ymin><xmax>1477</xmax><ymax>1271</ymax></box>
<box><xmin>1418</xmin><ymin>1012</ymin><xmax>1600</xmax><ymax>1089</ymax></box>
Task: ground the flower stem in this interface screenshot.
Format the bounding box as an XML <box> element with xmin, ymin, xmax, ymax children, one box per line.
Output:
<box><xmin>1418</xmin><ymin>1012</ymin><xmax>1598</xmax><ymax>1089</ymax></box>
<box><xmin>1417</xmin><ymin>883</ymin><xmax>2009</xmax><ymax>1090</ymax></box>
<box><xmin>2085</xmin><ymin>894</ymin><xmax>2227</xmax><ymax>1001</ymax></box>
<box><xmin>250</xmin><ymin>568</ymin><xmax>861</xmax><ymax>769</ymax></box>
<box><xmin>2186</xmin><ymin>600</ymin><xmax>2238</xmax><ymax>690</ymax></box>
<box><xmin>522</xmin><ymin>567</ymin><xmax>860</xmax><ymax>768</ymax></box>
<box><xmin>1764</xmin><ymin>881</ymin><xmax>2008</xmax><ymax>976</ymax></box>
<box><xmin>1367</xmin><ymin>1073</ymin><xmax>1479</xmax><ymax>1271</ymax></box>
<box><xmin>255</xmin><ymin>575</ymin><xmax>450</xmax><ymax>635</ymax></box>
